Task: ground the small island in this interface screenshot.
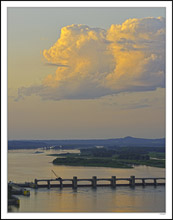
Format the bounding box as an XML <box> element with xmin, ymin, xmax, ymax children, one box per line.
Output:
<box><xmin>50</xmin><ymin>146</ymin><xmax>165</xmax><ymax>169</ymax></box>
<box><xmin>34</xmin><ymin>151</ymin><xmax>44</xmax><ymax>154</ymax></box>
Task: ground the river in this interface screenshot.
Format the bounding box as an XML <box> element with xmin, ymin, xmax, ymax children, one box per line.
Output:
<box><xmin>8</xmin><ymin>149</ymin><xmax>165</xmax><ymax>213</ymax></box>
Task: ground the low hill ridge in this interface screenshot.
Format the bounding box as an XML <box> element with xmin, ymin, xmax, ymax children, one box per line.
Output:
<box><xmin>8</xmin><ymin>137</ymin><xmax>165</xmax><ymax>150</ymax></box>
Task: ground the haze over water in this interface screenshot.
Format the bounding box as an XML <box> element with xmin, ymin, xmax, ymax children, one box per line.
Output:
<box><xmin>8</xmin><ymin>149</ymin><xmax>165</xmax><ymax>212</ymax></box>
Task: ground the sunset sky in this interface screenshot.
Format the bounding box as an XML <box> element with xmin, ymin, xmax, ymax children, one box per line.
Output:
<box><xmin>8</xmin><ymin>7</ymin><xmax>166</xmax><ymax>140</ymax></box>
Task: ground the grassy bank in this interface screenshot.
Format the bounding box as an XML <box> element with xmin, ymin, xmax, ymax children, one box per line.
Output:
<box><xmin>52</xmin><ymin>157</ymin><xmax>133</xmax><ymax>168</ymax></box>
<box><xmin>50</xmin><ymin>146</ymin><xmax>165</xmax><ymax>168</ymax></box>
<box><xmin>52</xmin><ymin>156</ymin><xmax>165</xmax><ymax>168</ymax></box>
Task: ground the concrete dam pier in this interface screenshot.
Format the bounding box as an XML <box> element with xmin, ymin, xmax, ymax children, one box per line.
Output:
<box><xmin>15</xmin><ymin>176</ymin><xmax>165</xmax><ymax>189</ymax></box>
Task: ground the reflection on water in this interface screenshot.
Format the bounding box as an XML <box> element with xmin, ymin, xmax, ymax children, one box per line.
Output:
<box><xmin>9</xmin><ymin>186</ymin><xmax>165</xmax><ymax>213</ymax></box>
<box><xmin>8</xmin><ymin>149</ymin><xmax>165</xmax><ymax>213</ymax></box>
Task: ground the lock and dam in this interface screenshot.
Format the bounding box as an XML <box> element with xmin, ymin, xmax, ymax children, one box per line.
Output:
<box><xmin>8</xmin><ymin>176</ymin><xmax>165</xmax><ymax>207</ymax></box>
<box><xmin>14</xmin><ymin>176</ymin><xmax>165</xmax><ymax>189</ymax></box>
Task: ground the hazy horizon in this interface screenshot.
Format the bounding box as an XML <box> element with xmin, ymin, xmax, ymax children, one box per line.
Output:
<box><xmin>8</xmin><ymin>135</ymin><xmax>165</xmax><ymax>141</ymax></box>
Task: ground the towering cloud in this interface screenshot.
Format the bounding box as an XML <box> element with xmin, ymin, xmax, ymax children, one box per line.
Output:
<box><xmin>17</xmin><ymin>17</ymin><xmax>165</xmax><ymax>101</ymax></box>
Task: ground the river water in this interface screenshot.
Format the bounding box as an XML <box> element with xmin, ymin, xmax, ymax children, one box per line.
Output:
<box><xmin>8</xmin><ymin>149</ymin><xmax>165</xmax><ymax>213</ymax></box>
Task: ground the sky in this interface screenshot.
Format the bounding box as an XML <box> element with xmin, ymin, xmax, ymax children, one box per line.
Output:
<box><xmin>7</xmin><ymin>7</ymin><xmax>166</xmax><ymax>140</ymax></box>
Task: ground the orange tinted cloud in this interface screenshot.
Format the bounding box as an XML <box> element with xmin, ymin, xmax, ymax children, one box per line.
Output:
<box><xmin>17</xmin><ymin>17</ymin><xmax>165</xmax><ymax>101</ymax></box>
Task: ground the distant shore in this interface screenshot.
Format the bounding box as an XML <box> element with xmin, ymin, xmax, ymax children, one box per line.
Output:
<box><xmin>50</xmin><ymin>147</ymin><xmax>165</xmax><ymax>168</ymax></box>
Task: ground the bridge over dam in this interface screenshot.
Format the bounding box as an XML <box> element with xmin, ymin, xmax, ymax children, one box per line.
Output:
<box><xmin>14</xmin><ymin>176</ymin><xmax>165</xmax><ymax>189</ymax></box>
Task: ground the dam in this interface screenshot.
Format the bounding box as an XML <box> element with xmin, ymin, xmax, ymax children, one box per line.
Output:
<box><xmin>13</xmin><ymin>176</ymin><xmax>165</xmax><ymax>189</ymax></box>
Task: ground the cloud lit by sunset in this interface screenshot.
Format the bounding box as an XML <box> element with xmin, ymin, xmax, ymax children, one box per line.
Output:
<box><xmin>17</xmin><ymin>17</ymin><xmax>165</xmax><ymax>101</ymax></box>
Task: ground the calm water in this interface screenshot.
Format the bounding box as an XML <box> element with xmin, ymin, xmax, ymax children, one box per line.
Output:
<box><xmin>8</xmin><ymin>149</ymin><xmax>165</xmax><ymax>213</ymax></box>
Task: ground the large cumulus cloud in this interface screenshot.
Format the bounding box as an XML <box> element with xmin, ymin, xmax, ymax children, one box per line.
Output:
<box><xmin>16</xmin><ymin>17</ymin><xmax>165</xmax><ymax>101</ymax></box>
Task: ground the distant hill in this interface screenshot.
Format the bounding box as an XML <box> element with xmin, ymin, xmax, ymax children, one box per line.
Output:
<box><xmin>8</xmin><ymin>136</ymin><xmax>165</xmax><ymax>150</ymax></box>
<box><xmin>8</xmin><ymin>141</ymin><xmax>49</xmax><ymax>150</ymax></box>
